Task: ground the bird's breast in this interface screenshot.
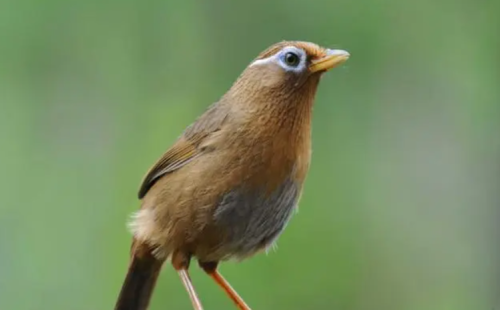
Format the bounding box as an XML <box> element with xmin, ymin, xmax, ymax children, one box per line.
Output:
<box><xmin>193</xmin><ymin>124</ymin><xmax>310</xmax><ymax>261</ymax></box>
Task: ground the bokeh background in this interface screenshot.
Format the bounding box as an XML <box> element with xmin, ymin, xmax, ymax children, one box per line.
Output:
<box><xmin>1</xmin><ymin>0</ymin><xmax>499</xmax><ymax>309</ymax></box>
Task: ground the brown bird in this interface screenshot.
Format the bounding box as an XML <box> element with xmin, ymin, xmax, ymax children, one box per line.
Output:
<box><xmin>114</xmin><ymin>40</ymin><xmax>349</xmax><ymax>310</ymax></box>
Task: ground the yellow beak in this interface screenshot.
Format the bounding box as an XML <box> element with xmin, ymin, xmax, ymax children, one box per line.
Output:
<box><xmin>309</xmin><ymin>49</ymin><xmax>350</xmax><ymax>73</ymax></box>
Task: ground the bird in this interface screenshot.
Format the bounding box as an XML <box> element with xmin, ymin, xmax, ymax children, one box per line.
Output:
<box><xmin>113</xmin><ymin>40</ymin><xmax>349</xmax><ymax>310</ymax></box>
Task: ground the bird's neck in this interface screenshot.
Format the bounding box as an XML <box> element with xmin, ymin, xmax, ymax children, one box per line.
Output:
<box><xmin>223</xmin><ymin>76</ymin><xmax>320</xmax><ymax>143</ymax></box>
<box><xmin>220</xmin><ymin>80</ymin><xmax>319</xmax><ymax>185</ymax></box>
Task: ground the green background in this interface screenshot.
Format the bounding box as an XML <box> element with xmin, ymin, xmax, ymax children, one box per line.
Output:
<box><xmin>1</xmin><ymin>0</ymin><xmax>498</xmax><ymax>309</ymax></box>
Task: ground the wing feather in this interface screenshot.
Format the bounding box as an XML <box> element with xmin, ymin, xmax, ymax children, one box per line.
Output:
<box><xmin>137</xmin><ymin>103</ymin><xmax>228</xmax><ymax>199</ymax></box>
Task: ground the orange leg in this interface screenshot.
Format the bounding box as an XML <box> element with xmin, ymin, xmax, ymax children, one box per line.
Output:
<box><xmin>177</xmin><ymin>268</ymin><xmax>204</xmax><ymax>310</ymax></box>
<box><xmin>200</xmin><ymin>262</ymin><xmax>251</xmax><ymax>310</ymax></box>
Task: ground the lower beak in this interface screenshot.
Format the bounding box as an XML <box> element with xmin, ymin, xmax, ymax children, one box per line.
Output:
<box><xmin>309</xmin><ymin>49</ymin><xmax>350</xmax><ymax>73</ymax></box>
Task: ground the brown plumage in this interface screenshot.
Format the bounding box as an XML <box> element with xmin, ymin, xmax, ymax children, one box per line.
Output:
<box><xmin>114</xmin><ymin>40</ymin><xmax>349</xmax><ymax>310</ymax></box>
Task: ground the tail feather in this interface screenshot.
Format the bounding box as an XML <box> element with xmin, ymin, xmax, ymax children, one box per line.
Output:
<box><xmin>114</xmin><ymin>244</ymin><xmax>163</xmax><ymax>310</ymax></box>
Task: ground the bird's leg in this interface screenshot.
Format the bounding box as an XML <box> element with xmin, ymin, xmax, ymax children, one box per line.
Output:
<box><xmin>199</xmin><ymin>261</ymin><xmax>252</xmax><ymax>310</ymax></box>
<box><xmin>177</xmin><ymin>269</ymin><xmax>203</xmax><ymax>310</ymax></box>
<box><xmin>172</xmin><ymin>252</ymin><xmax>204</xmax><ymax>310</ymax></box>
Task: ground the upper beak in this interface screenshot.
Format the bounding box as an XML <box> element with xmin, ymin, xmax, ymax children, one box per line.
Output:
<box><xmin>309</xmin><ymin>49</ymin><xmax>350</xmax><ymax>73</ymax></box>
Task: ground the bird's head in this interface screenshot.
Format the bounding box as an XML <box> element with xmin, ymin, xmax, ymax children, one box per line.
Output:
<box><xmin>224</xmin><ymin>41</ymin><xmax>349</xmax><ymax>110</ymax></box>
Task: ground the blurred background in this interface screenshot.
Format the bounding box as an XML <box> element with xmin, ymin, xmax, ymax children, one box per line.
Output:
<box><xmin>1</xmin><ymin>0</ymin><xmax>499</xmax><ymax>309</ymax></box>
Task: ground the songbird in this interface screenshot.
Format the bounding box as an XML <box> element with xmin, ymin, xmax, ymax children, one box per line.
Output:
<box><xmin>114</xmin><ymin>41</ymin><xmax>349</xmax><ymax>310</ymax></box>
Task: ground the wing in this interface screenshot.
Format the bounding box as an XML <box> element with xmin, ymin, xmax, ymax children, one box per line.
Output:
<box><xmin>138</xmin><ymin>103</ymin><xmax>228</xmax><ymax>199</ymax></box>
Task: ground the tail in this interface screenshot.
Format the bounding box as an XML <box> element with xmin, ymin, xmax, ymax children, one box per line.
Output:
<box><xmin>114</xmin><ymin>243</ymin><xmax>164</xmax><ymax>310</ymax></box>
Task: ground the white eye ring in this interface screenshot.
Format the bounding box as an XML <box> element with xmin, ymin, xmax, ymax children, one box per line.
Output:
<box><xmin>249</xmin><ymin>46</ymin><xmax>307</xmax><ymax>73</ymax></box>
<box><xmin>277</xmin><ymin>46</ymin><xmax>307</xmax><ymax>72</ymax></box>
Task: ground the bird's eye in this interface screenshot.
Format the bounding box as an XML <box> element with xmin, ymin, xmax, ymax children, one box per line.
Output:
<box><xmin>283</xmin><ymin>52</ymin><xmax>300</xmax><ymax>67</ymax></box>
